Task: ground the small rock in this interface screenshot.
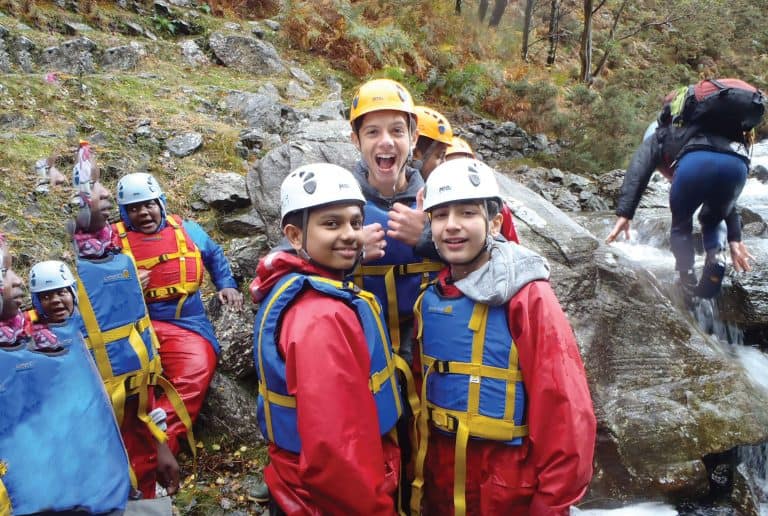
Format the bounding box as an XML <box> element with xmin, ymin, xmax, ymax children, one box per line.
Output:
<box><xmin>289</xmin><ymin>66</ymin><xmax>314</xmax><ymax>87</ymax></box>
<box><xmin>224</xmin><ymin>22</ymin><xmax>241</xmax><ymax>31</ymax></box>
<box><xmin>248</xmin><ymin>22</ymin><xmax>265</xmax><ymax>39</ymax></box>
<box><xmin>264</xmin><ymin>19</ymin><xmax>280</xmax><ymax>31</ymax></box>
<box><xmin>63</xmin><ymin>21</ymin><xmax>93</xmax><ymax>35</ymax></box>
<box><xmin>285</xmin><ymin>80</ymin><xmax>309</xmax><ymax>100</ymax></box>
<box><xmin>179</xmin><ymin>39</ymin><xmax>209</xmax><ymax>67</ymax></box>
<box><xmin>166</xmin><ymin>132</ymin><xmax>203</xmax><ymax>157</ymax></box>
<box><xmin>123</xmin><ymin>21</ymin><xmax>144</xmax><ymax>36</ymax></box>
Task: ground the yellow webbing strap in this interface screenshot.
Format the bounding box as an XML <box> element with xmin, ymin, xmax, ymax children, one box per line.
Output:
<box><xmin>0</xmin><ymin>474</ymin><xmax>10</xmax><ymax>516</ymax></box>
<box><xmin>77</xmin><ymin>280</ymin><xmax>114</xmax><ymax>379</ymax></box>
<box><xmin>156</xmin><ymin>375</ymin><xmax>197</xmax><ymax>459</ymax></box>
<box><xmin>256</xmin><ymin>275</ymin><xmax>302</xmax><ymax>443</ymax></box>
<box><xmin>353</xmin><ymin>260</ymin><xmax>444</xmax><ymax>355</ymax></box>
<box><xmin>410</xmin><ymin>363</ymin><xmax>433</xmax><ymax>515</ymax></box>
<box><xmin>116</xmin><ymin>219</ymin><xmax>203</xmax><ymax>318</ymax></box>
<box><xmin>259</xmin><ymin>384</ymin><xmax>297</xmax><ymax>408</ymax></box>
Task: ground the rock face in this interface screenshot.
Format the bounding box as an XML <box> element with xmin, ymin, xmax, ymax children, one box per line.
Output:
<box><xmin>495</xmin><ymin>173</ymin><xmax>768</xmax><ymax>502</ymax></box>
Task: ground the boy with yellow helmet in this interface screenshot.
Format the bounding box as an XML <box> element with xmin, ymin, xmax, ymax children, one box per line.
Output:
<box><xmin>349</xmin><ymin>78</ymin><xmax>443</xmax><ymax>364</ymax></box>
<box><xmin>413</xmin><ymin>105</ymin><xmax>454</xmax><ymax>179</ymax></box>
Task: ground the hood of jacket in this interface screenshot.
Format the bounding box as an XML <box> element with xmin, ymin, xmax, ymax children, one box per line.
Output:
<box><xmin>452</xmin><ymin>241</ymin><xmax>550</xmax><ymax>306</ymax></box>
<box><xmin>352</xmin><ymin>160</ymin><xmax>424</xmax><ymax>209</ymax></box>
<box><xmin>250</xmin><ymin>243</ymin><xmax>336</xmax><ymax>304</ymax></box>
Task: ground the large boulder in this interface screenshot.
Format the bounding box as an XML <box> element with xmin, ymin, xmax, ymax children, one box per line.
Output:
<box><xmin>209</xmin><ymin>32</ymin><xmax>284</xmax><ymax>75</ymax></box>
<box><xmin>498</xmin><ymin>173</ymin><xmax>768</xmax><ymax>502</ymax></box>
<box><xmin>247</xmin><ymin>141</ymin><xmax>360</xmax><ymax>240</ymax></box>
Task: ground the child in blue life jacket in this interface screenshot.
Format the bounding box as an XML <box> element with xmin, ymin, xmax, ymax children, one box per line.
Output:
<box><xmin>70</xmin><ymin>173</ymin><xmax>181</xmax><ymax>500</ymax></box>
<box><xmin>250</xmin><ymin>163</ymin><xmax>403</xmax><ymax>515</ymax></box>
<box><xmin>411</xmin><ymin>158</ymin><xmax>596</xmax><ymax>515</ymax></box>
<box><xmin>0</xmin><ymin>237</ymin><xmax>133</xmax><ymax>515</ymax></box>
<box><xmin>413</xmin><ymin>105</ymin><xmax>454</xmax><ymax>180</ymax></box>
<box><xmin>113</xmin><ymin>172</ymin><xmax>243</xmax><ymax>459</ymax></box>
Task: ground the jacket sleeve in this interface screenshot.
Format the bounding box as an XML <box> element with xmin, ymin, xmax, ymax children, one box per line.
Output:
<box><xmin>508</xmin><ymin>281</ymin><xmax>596</xmax><ymax>514</ymax></box>
<box><xmin>280</xmin><ymin>291</ymin><xmax>397</xmax><ymax>516</ymax></box>
<box><xmin>725</xmin><ymin>207</ymin><xmax>742</xmax><ymax>243</ymax></box>
<box><xmin>615</xmin><ymin>138</ymin><xmax>662</xmax><ymax>219</ymax></box>
<box><xmin>182</xmin><ymin>220</ymin><xmax>238</xmax><ymax>290</ymax></box>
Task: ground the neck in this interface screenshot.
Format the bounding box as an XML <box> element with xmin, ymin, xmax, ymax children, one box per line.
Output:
<box><xmin>449</xmin><ymin>251</ymin><xmax>491</xmax><ymax>281</ymax></box>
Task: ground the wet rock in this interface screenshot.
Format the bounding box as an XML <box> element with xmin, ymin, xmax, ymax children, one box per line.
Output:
<box><xmin>166</xmin><ymin>132</ymin><xmax>203</xmax><ymax>157</ymax></box>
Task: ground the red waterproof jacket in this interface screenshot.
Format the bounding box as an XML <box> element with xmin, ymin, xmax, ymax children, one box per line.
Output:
<box><xmin>501</xmin><ymin>203</ymin><xmax>520</xmax><ymax>244</ymax></box>
<box><xmin>413</xmin><ymin>265</ymin><xmax>596</xmax><ymax>515</ymax></box>
<box><xmin>250</xmin><ymin>251</ymin><xmax>400</xmax><ymax>516</ymax></box>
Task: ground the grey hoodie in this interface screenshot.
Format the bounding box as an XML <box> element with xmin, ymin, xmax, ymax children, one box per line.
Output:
<box><xmin>453</xmin><ymin>241</ymin><xmax>550</xmax><ymax>306</ymax></box>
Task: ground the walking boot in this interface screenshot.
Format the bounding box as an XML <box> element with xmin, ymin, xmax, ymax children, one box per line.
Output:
<box><xmin>695</xmin><ymin>251</ymin><xmax>726</xmax><ymax>299</ymax></box>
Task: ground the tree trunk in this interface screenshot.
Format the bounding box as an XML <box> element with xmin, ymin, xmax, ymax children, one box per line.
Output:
<box><xmin>488</xmin><ymin>0</ymin><xmax>508</xmax><ymax>27</ymax></box>
<box><xmin>455</xmin><ymin>0</ymin><xmax>462</xmax><ymax>14</ymax></box>
<box><xmin>580</xmin><ymin>0</ymin><xmax>593</xmax><ymax>83</ymax></box>
<box><xmin>546</xmin><ymin>0</ymin><xmax>560</xmax><ymax>65</ymax></box>
<box><xmin>521</xmin><ymin>0</ymin><xmax>536</xmax><ymax>61</ymax></box>
<box><xmin>478</xmin><ymin>0</ymin><xmax>489</xmax><ymax>22</ymax></box>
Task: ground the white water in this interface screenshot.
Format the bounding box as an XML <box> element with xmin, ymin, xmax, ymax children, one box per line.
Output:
<box><xmin>597</xmin><ymin>143</ymin><xmax>768</xmax><ymax>513</ymax></box>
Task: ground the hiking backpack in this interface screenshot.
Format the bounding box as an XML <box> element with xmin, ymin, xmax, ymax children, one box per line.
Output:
<box><xmin>655</xmin><ymin>78</ymin><xmax>766</xmax><ymax>169</ymax></box>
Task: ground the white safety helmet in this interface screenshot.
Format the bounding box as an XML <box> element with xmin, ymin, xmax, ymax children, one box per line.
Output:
<box><xmin>422</xmin><ymin>158</ymin><xmax>501</xmax><ymax>212</ymax></box>
<box><xmin>280</xmin><ymin>163</ymin><xmax>365</xmax><ymax>225</ymax></box>
<box><xmin>29</xmin><ymin>260</ymin><xmax>78</xmax><ymax>314</ymax></box>
<box><xmin>116</xmin><ymin>173</ymin><xmax>164</xmax><ymax>206</ymax></box>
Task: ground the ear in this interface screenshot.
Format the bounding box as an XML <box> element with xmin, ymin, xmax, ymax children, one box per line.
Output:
<box><xmin>489</xmin><ymin>212</ymin><xmax>503</xmax><ymax>238</ymax></box>
<box><xmin>283</xmin><ymin>224</ymin><xmax>304</xmax><ymax>252</ymax></box>
<box><xmin>350</xmin><ymin>130</ymin><xmax>361</xmax><ymax>151</ymax></box>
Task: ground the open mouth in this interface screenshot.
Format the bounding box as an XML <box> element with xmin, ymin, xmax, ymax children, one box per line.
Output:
<box><xmin>375</xmin><ymin>155</ymin><xmax>396</xmax><ymax>171</ymax></box>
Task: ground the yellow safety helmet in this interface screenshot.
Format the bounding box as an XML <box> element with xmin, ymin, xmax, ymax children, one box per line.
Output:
<box><xmin>445</xmin><ymin>136</ymin><xmax>475</xmax><ymax>159</ymax></box>
<box><xmin>415</xmin><ymin>106</ymin><xmax>453</xmax><ymax>145</ymax></box>
<box><xmin>349</xmin><ymin>78</ymin><xmax>417</xmax><ymax>128</ymax></box>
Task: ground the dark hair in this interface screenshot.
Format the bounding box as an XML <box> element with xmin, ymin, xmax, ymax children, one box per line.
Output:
<box><xmin>353</xmin><ymin>112</ymin><xmax>417</xmax><ymax>136</ymax></box>
<box><xmin>415</xmin><ymin>135</ymin><xmax>435</xmax><ymax>156</ymax></box>
<box><xmin>282</xmin><ymin>201</ymin><xmax>366</xmax><ymax>230</ymax></box>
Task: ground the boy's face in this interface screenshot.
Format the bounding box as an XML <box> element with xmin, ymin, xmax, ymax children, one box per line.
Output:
<box><xmin>39</xmin><ymin>288</ymin><xmax>75</xmax><ymax>323</ymax></box>
<box><xmin>285</xmin><ymin>204</ymin><xmax>364</xmax><ymax>272</ymax></box>
<box><xmin>430</xmin><ymin>202</ymin><xmax>502</xmax><ymax>271</ymax></box>
<box><xmin>0</xmin><ymin>248</ymin><xmax>24</xmax><ymax>320</ymax></box>
<box><xmin>79</xmin><ymin>181</ymin><xmax>114</xmax><ymax>233</ymax></box>
<box><xmin>416</xmin><ymin>142</ymin><xmax>448</xmax><ymax>181</ymax></box>
<box><xmin>126</xmin><ymin>199</ymin><xmax>162</xmax><ymax>234</ymax></box>
<box><xmin>351</xmin><ymin>110</ymin><xmax>418</xmax><ymax>196</ymax></box>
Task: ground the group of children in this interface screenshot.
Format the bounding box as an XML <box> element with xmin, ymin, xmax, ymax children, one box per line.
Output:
<box><xmin>0</xmin><ymin>77</ymin><xmax>596</xmax><ymax>515</ymax></box>
<box><xmin>252</xmin><ymin>78</ymin><xmax>597</xmax><ymax>516</ymax></box>
<box><xmin>1</xmin><ymin>149</ymin><xmax>242</xmax><ymax>514</ymax></box>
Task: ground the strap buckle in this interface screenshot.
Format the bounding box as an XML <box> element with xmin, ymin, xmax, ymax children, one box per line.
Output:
<box><xmin>428</xmin><ymin>407</ymin><xmax>459</xmax><ymax>432</ymax></box>
<box><xmin>433</xmin><ymin>360</ymin><xmax>450</xmax><ymax>374</ymax></box>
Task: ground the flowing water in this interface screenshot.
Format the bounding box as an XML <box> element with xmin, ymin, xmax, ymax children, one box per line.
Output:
<box><xmin>580</xmin><ymin>144</ymin><xmax>768</xmax><ymax>515</ymax></box>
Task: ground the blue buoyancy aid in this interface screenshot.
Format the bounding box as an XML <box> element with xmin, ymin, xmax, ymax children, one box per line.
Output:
<box><xmin>411</xmin><ymin>286</ymin><xmax>529</xmax><ymax>515</ymax></box>
<box><xmin>0</xmin><ymin>336</ymin><xmax>131</xmax><ymax>514</ymax></box>
<box><xmin>75</xmin><ymin>251</ymin><xmax>165</xmax><ymax>440</ymax></box>
<box><xmin>254</xmin><ymin>273</ymin><xmax>403</xmax><ymax>454</ymax></box>
<box><xmin>354</xmin><ymin>201</ymin><xmax>443</xmax><ymax>354</ymax></box>
<box><xmin>25</xmin><ymin>309</ymin><xmax>82</xmax><ymax>351</ymax></box>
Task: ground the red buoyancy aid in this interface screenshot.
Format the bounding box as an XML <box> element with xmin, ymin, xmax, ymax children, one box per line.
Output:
<box><xmin>114</xmin><ymin>215</ymin><xmax>204</xmax><ymax>314</ymax></box>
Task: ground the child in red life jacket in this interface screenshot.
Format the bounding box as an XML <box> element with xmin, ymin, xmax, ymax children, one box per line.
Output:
<box><xmin>411</xmin><ymin>158</ymin><xmax>596</xmax><ymax>515</ymax></box>
<box><xmin>250</xmin><ymin>163</ymin><xmax>403</xmax><ymax>515</ymax></box>
<box><xmin>113</xmin><ymin>173</ymin><xmax>243</xmax><ymax>457</ymax></box>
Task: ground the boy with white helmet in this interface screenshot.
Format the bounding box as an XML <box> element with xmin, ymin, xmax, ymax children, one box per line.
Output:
<box><xmin>250</xmin><ymin>163</ymin><xmax>403</xmax><ymax>515</ymax></box>
<box><xmin>411</xmin><ymin>158</ymin><xmax>596</xmax><ymax>515</ymax></box>
<box><xmin>113</xmin><ymin>172</ymin><xmax>243</xmax><ymax>459</ymax></box>
<box><xmin>26</xmin><ymin>260</ymin><xmax>79</xmax><ymax>352</ymax></box>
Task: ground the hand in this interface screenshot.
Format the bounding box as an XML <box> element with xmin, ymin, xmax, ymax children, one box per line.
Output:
<box><xmin>729</xmin><ymin>241</ymin><xmax>755</xmax><ymax>272</ymax></box>
<box><xmin>156</xmin><ymin>441</ymin><xmax>180</xmax><ymax>495</ymax></box>
<box><xmin>138</xmin><ymin>268</ymin><xmax>150</xmax><ymax>290</ymax></box>
<box><xmin>362</xmin><ymin>222</ymin><xmax>387</xmax><ymax>263</ymax></box>
<box><xmin>387</xmin><ymin>202</ymin><xmax>426</xmax><ymax>247</ymax></box>
<box><xmin>606</xmin><ymin>217</ymin><xmax>631</xmax><ymax>244</ymax></box>
<box><xmin>218</xmin><ymin>287</ymin><xmax>244</xmax><ymax>309</ymax></box>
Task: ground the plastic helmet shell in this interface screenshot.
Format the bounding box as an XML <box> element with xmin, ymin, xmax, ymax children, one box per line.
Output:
<box><xmin>445</xmin><ymin>136</ymin><xmax>475</xmax><ymax>159</ymax></box>
<box><xmin>423</xmin><ymin>158</ymin><xmax>500</xmax><ymax>212</ymax></box>
<box><xmin>415</xmin><ymin>106</ymin><xmax>453</xmax><ymax>145</ymax></box>
<box><xmin>280</xmin><ymin>163</ymin><xmax>366</xmax><ymax>224</ymax></box>
<box><xmin>29</xmin><ymin>260</ymin><xmax>78</xmax><ymax>312</ymax></box>
<box><xmin>116</xmin><ymin>173</ymin><xmax>164</xmax><ymax>206</ymax></box>
<box><xmin>349</xmin><ymin>79</ymin><xmax>416</xmax><ymax>126</ymax></box>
